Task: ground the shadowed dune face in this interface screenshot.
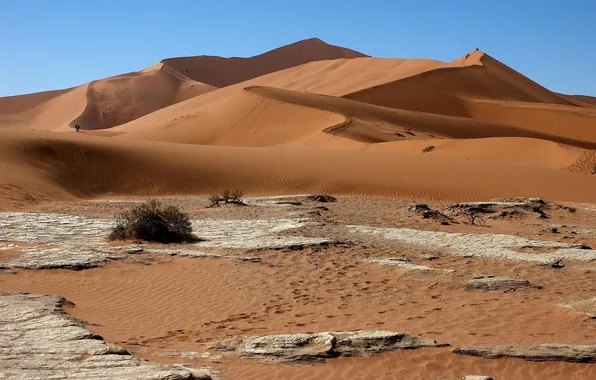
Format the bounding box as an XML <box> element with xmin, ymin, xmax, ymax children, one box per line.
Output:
<box><xmin>161</xmin><ymin>38</ymin><xmax>368</xmax><ymax>87</ymax></box>
<box><xmin>72</xmin><ymin>67</ymin><xmax>215</xmax><ymax>130</ymax></box>
<box><xmin>1</xmin><ymin>129</ymin><xmax>596</xmax><ymax>209</ymax></box>
<box><xmin>0</xmin><ymin>67</ymin><xmax>215</xmax><ymax>132</ymax></box>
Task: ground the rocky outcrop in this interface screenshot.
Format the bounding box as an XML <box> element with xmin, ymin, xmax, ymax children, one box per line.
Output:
<box><xmin>0</xmin><ymin>293</ymin><xmax>220</xmax><ymax>379</ymax></box>
<box><xmin>466</xmin><ymin>275</ymin><xmax>531</xmax><ymax>291</ymax></box>
<box><xmin>453</xmin><ymin>344</ymin><xmax>596</xmax><ymax>363</ymax></box>
<box><xmin>366</xmin><ymin>257</ymin><xmax>454</xmax><ymax>272</ymax></box>
<box><xmin>210</xmin><ymin>331</ymin><xmax>447</xmax><ymax>363</ymax></box>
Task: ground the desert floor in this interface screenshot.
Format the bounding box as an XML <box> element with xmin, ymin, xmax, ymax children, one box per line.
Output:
<box><xmin>2</xmin><ymin>195</ymin><xmax>596</xmax><ymax>379</ymax></box>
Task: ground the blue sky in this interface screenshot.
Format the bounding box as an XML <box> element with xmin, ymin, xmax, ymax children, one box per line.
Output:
<box><xmin>1</xmin><ymin>0</ymin><xmax>595</xmax><ymax>97</ymax></box>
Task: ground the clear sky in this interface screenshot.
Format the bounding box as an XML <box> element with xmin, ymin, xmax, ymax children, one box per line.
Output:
<box><xmin>1</xmin><ymin>0</ymin><xmax>595</xmax><ymax>97</ymax></box>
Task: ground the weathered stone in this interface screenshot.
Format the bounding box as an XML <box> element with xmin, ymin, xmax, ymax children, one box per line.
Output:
<box><xmin>0</xmin><ymin>212</ymin><xmax>330</xmax><ymax>269</ymax></box>
<box><xmin>560</xmin><ymin>297</ymin><xmax>596</xmax><ymax>318</ymax></box>
<box><xmin>466</xmin><ymin>275</ymin><xmax>530</xmax><ymax>291</ymax></box>
<box><xmin>463</xmin><ymin>376</ymin><xmax>494</xmax><ymax>380</ymax></box>
<box><xmin>366</xmin><ymin>257</ymin><xmax>454</xmax><ymax>272</ymax></box>
<box><xmin>407</xmin><ymin>203</ymin><xmax>432</xmax><ymax>213</ymax></box>
<box><xmin>0</xmin><ymin>293</ymin><xmax>220</xmax><ymax>379</ymax></box>
<box><xmin>210</xmin><ymin>331</ymin><xmax>447</xmax><ymax>363</ymax></box>
<box><xmin>306</xmin><ymin>194</ymin><xmax>337</xmax><ymax>203</ymax></box>
<box><xmin>348</xmin><ymin>225</ymin><xmax>596</xmax><ymax>264</ymax></box>
<box><xmin>453</xmin><ymin>344</ymin><xmax>596</xmax><ymax>363</ymax></box>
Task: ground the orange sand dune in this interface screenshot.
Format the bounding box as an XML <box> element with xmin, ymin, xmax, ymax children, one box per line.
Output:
<box><xmin>0</xmin><ymin>65</ymin><xmax>215</xmax><ymax>131</ymax></box>
<box><xmin>562</xmin><ymin>94</ymin><xmax>596</xmax><ymax>106</ymax></box>
<box><xmin>367</xmin><ymin>137</ymin><xmax>584</xmax><ymax>169</ymax></box>
<box><xmin>112</xmin><ymin>86</ymin><xmax>344</xmax><ymax>146</ymax></box>
<box><xmin>346</xmin><ymin>51</ymin><xmax>577</xmax><ymax>112</ymax></box>
<box><xmin>1</xmin><ymin>128</ymin><xmax>595</xmax><ymax>207</ymax></box>
<box><xmin>345</xmin><ymin>51</ymin><xmax>596</xmax><ymax>142</ymax></box>
<box><xmin>161</xmin><ymin>38</ymin><xmax>367</xmax><ymax>88</ymax></box>
<box><xmin>109</xmin><ymin>83</ymin><xmax>596</xmax><ymax>149</ymax></box>
<box><xmin>72</xmin><ymin>65</ymin><xmax>215</xmax><ymax>130</ymax></box>
<box><xmin>0</xmin><ymin>88</ymin><xmax>72</xmax><ymax>114</ymax></box>
<box><xmin>237</xmin><ymin>57</ymin><xmax>446</xmax><ymax>96</ymax></box>
<box><xmin>248</xmin><ymin>86</ymin><xmax>596</xmax><ymax>148</ymax></box>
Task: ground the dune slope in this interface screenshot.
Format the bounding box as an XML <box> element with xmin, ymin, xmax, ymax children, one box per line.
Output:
<box><xmin>0</xmin><ymin>65</ymin><xmax>215</xmax><ymax>132</ymax></box>
<box><xmin>161</xmin><ymin>38</ymin><xmax>367</xmax><ymax>88</ymax></box>
<box><xmin>1</xmin><ymin>129</ymin><xmax>596</xmax><ymax>209</ymax></box>
<box><xmin>345</xmin><ymin>51</ymin><xmax>596</xmax><ymax>142</ymax></box>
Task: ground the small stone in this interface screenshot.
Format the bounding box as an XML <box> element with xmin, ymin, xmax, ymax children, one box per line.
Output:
<box><xmin>210</xmin><ymin>354</ymin><xmax>224</xmax><ymax>363</ymax></box>
<box><xmin>463</xmin><ymin>376</ymin><xmax>494</xmax><ymax>380</ymax></box>
<box><xmin>423</xmin><ymin>255</ymin><xmax>439</xmax><ymax>261</ymax></box>
<box><xmin>306</xmin><ymin>194</ymin><xmax>337</xmax><ymax>203</ymax></box>
<box><xmin>454</xmin><ymin>344</ymin><xmax>596</xmax><ymax>363</ymax></box>
<box><xmin>466</xmin><ymin>275</ymin><xmax>530</xmax><ymax>291</ymax></box>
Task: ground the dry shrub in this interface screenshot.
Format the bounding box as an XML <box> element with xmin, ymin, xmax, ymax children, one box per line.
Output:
<box><xmin>209</xmin><ymin>189</ymin><xmax>246</xmax><ymax>207</ymax></box>
<box><xmin>422</xmin><ymin>145</ymin><xmax>435</xmax><ymax>153</ymax></box>
<box><xmin>108</xmin><ymin>199</ymin><xmax>198</xmax><ymax>243</ymax></box>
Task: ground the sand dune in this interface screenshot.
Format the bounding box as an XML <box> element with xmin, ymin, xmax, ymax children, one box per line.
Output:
<box><xmin>0</xmin><ymin>66</ymin><xmax>215</xmax><ymax>132</ymax></box>
<box><xmin>161</xmin><ymin>38</ymin><xmax>367</xmax><ymax>88</ymax></box>
<box><xmin>109</xmin><ymin>83</ymin><xmax>596</xmax><ymax>150</ymax></box>
<box><xmin>0</xmin><ymin>39</ymin><xmax>594</xmax><ymax>208</ymax></box>
<box><xmin>236</xmin><ymin>57</ymin><xmax>446</xmax><ymax>96</ymax></box>
<box><xmin>1</xmin><ymin>128</ymin><xmax>595</xmax><ymax>210</ymax></box>
<box><xmin>345</xmin><ymin>51</ymin><xmax>596</xmax><ymax>142</ymax></box>
<box><xmin>0</xmin><ymin>88</ymin><xmax>72</xmax><ymax>114</ymax></box>
<box><xmin>559</xmin><ymin>94</ymin><xmax>596</xmax><ymax>106</ymax></box>
<box><xmin>366</xmin><ymin>137</ymin><xmax>584</xmax><ymax>169</ymax></box>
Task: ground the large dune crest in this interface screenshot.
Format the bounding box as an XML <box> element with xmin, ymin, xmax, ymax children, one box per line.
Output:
<box><xmin>160</xmin><ymin>38</ymin><xmax>368</xmax><ymax>87</ymax></box>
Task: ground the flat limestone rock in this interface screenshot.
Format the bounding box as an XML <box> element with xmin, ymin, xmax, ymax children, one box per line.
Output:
<box><xmin>453</xmin><ymin>344</ymin><xmax>596</xmax><ymax>363</ymax></box>
<box><xmin>366</xmin><ymin>257</ymin><xmax>454</xmax><ymax>272</ymax></box>
<box><xmin>466</xmin><ymin>275</ymin><xmax>530</xmax><ymax>291</ymax></box>
<box><xmin>463</xmin><ymin>376</ymin><xmax>494</xmax><ymax>380</ymax></box>
<box><xmin>348</xmin><ymin>225</ymin><xmax>596</xmax><ymax>264</ymax></box>
<box><xmin>0</xmin><ymin>292</ymin><xmax>220</xmax><ymax>379</ymax></box>
<box><xmin>210</xmin><ymin>331</ymin><xmax>447</xmax><ymax>363</ymax></box>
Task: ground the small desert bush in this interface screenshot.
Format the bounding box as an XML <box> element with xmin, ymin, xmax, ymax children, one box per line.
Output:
<box><xmin>209</xmin><ymin>189</ymin><xmax>246</xmax><ymax>207</ymax></box>
<box><xmin>422</xmin><ymin>145</ymin><xmax>435</xmax><ymax>153</ymax></box>
<box><xmin>108</xmin><ymin>199</ymin><xmax>198</xmax><ymax>243</ymax></box>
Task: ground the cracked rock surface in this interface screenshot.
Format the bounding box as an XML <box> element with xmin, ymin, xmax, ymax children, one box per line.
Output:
<box><xmin>453</xmin><ymin>344</ymin><xmax>596</xmax><ymax>363</ymax></box>
<box><xmin>365</xmin><ymin>257</ymin><xmax>455</xmax><ymax>272</ymax></box>
<box><xmin>348</xmin><ymin>225</ymin><xmax>595</xmax><ymax>263</ymax></box>
<box><xmin>209</xmin><ymin>331</ymin><xmax>447</xmax><ymax>363</ymax></box>
<box><xmin>0</xmin><ymin>292</ymin><xmax>220</xmax><ymax>379</ymax></box>
<box><xmin>0</xmin><ymin>212</ymin><xmax>330</xmax><ymax>269</ymax></box>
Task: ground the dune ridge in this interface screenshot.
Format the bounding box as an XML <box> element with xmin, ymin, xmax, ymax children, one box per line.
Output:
<box><xmin>0</xmin><ymin>66</ymin><xmax>216</xmax><ymax>132</ymax></box>
<box><xmin>161</xmin><ymin>38</ymin><xmax>367</xmax><ymax>87</ymax></box>
<box><xmin>344</xmin><ymin>52</ymin><xmax>596</xmax><ymax>143</ymax></box>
